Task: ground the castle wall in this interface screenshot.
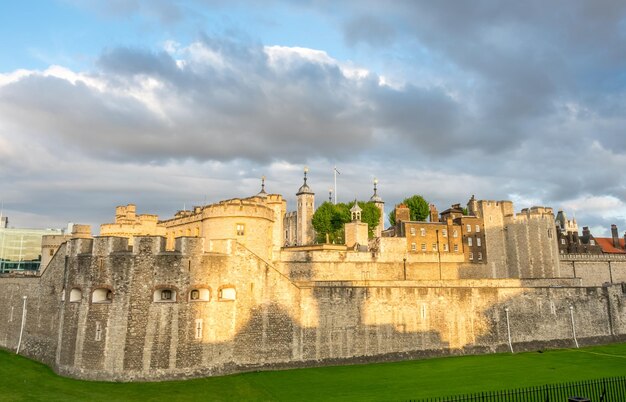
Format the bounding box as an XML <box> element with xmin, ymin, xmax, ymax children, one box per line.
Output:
<box><xmin>2</xmin><ymin>236</ymin><xmax>626</xmax><ymax>382</ymax></box>
<box><xmin>0</xmin><ymin>244</ymin><xmax>66</xmax><ymax>366</ymax></box>
<box><xmin>560</xmin><ymin>254</ymin><xmax>626</xmax><ymax>286</ymax></box>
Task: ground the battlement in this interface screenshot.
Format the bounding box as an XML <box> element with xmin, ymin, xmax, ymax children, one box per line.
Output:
<box><xmin>510</xmin><ymin>206</ymin><xmax>555</xmax><ymax>222</ymax></box>
<box><xmin>64</xmin><ymin>235</ymin><xmax>213</xmax><ymax>258</ymax></box>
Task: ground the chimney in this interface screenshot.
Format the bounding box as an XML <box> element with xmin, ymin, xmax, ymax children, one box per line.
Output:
<box><xmin>429</xmin><ymin>204</ymin><xmax>439</xmax><ymax>223</ymax></box>
<box><xmin>395</xmin><ymin>204</ymin><xmax>411</xmax><ymax>223</ymax></box>
<box><xmin>582</xmin><ymin>226</ymin><xmax>590</xmax><ymax>237</ymax></box>
<box><xmin>611</xmin><ymin>224</ymin><xmax>619</xmax><ymax>248</ymax></box>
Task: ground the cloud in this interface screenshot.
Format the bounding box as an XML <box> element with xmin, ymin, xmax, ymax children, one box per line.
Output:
<box><xmin>2</xmin><ymin>1</ymin><xmax>626</xmax><ymax>234</ymax></box>
<box><xmin>0</xmin><ymin>37</ymin><xmax>465</xmax><ymax>166</ymax></box>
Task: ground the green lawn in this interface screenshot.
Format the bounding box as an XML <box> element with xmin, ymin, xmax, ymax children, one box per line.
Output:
<box><xmin>2</xmin><ymin>343</ymin><xmax>626</xmax><ymax>401</ymax></box>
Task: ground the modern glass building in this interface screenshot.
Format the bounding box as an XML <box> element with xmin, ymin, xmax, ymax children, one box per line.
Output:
<box><xmin>0</xmin><ymin>224</ymin><xmax>65</xmax><ymax>273</ymax></box>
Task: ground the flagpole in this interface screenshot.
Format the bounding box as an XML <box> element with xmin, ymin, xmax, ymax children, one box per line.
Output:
<box><xmin>333</xmin><ymin>166</ymin><xmax>337</xmax><ymax>204</ymax></box>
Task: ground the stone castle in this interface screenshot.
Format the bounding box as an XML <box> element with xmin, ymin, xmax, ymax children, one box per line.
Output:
<box><xmin>1</xmin><ymin>170</ymin><xmax>625</xmax><ymax>381</ymax></box>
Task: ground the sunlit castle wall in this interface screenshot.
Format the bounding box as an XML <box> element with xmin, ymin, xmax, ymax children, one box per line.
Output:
<box><xmin>0</xmin><ymin>233</ymin><xmax>625</xmax><ymax>382</ymax></box>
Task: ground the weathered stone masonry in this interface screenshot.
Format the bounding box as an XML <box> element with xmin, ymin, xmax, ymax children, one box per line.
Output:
<box><xmin>1</xmin><ymin>234</ymin><xmax>626</xmax><ymax>381</ymax></box>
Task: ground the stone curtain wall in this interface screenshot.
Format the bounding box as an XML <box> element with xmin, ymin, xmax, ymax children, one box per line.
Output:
<box><xmin>1</xmin><ymin>238</ymin><xmax>626</xmax><ymax>381</ymax></box>
<box><xmin>0</xmin><ymin>244</ymin><xmax>66</xmax><ymax>366</ymax></box>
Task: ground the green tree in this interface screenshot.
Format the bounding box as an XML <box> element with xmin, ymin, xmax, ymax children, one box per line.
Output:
<box><xmin>405</xmin><ymin>195</ymin><xmax>429</xmax><ymax>221</ymax></box>
<box><xmin>312</xmin><ymin>201</ymin><xmax>381</xmax><ymax>242</ymax></box>
<box><xmin>388</xmin><ymin>195</ymin><xmax>430</xmax><ymax>226</ymax></box>
<box><xmin>312</xmin><ymin>202</ymin><xmax>350</xmax><ymax>243</ymax></box>
<box><xmin>311</xmin><ymin>202</ymin><xmax>335</xmax><ymax>243</ymax></box>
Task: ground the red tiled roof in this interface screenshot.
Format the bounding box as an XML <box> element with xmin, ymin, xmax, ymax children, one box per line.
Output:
<box><xmin>595</xmin><ymin>237</ymin><xmax>626</xmax><ymax>254</ymax></box>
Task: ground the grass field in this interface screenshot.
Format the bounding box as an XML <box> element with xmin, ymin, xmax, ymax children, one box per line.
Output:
<box><xmin>1</xmin><ymin>343</ymin><xmax>626</xmax><ymax>401</ymax></box>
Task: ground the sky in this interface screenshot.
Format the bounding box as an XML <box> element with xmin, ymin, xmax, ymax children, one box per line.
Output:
<box><xmin>1</xmin><ymin>0</ymin><xmax>625</xmax><ymax>237</ymax></box>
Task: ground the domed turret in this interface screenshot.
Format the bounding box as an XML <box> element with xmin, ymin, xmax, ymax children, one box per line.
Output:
<box><xmin>370</xmin><ymin>178</ymin><xmax>383</xmax><ymax>203</ymax></box>
<box><xmin>297</xmin><ymin>167</ymin><xmax>314</xmax><ymax>195</ymax></box>
<box><xmin>256</xmin><ymin>175</ymin><xmax>268</xmax><ymax>198</ymax></box>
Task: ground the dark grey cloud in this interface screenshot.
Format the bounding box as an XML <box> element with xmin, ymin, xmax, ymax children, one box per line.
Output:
<box><xmin>344</xmin><ymin>15</ymin><xmax>395</xmax><ymax>47</ymax></box>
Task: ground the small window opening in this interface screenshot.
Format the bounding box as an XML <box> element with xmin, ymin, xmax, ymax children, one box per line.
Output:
<box><xmin>189</xmin><ymin>288</ymin><xmax>210</xmax><ymax>302</ymax></box>
<box><xmin>70</xmin><ymin>288</ymin><xmax>82</xmax><ymax>303</ymax></box>
<box><xmin>219</xmin><ymin>287</ymin><xmax>236</xmax><ymax>301</ymax></box>
<box><xmin>195</xmin><ymin>319</ymin><xmax>203</xmax><ymax>339</ymax></box>
<box><xmin>236</xmin><ymin>224</ymin><xmax>245</xmax><ymax>236</ymax></box>
<box><xmin>95</xmin><ymin>322</ymin><xmax>102</xmax><ymax>341</ymax></box>
<box><xmin>153</xmin><ymin>288</ymin><xmax>177</xmax><ymax>302</ymax></box>
<box><xmin>92</xmin><ymin>288</ymin><xmax>113</xmax><ymax>303</ymax></box>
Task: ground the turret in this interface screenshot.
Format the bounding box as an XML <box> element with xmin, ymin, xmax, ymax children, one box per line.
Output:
<box><xmin>296</xmin><ymin>167</ymin><xmax>315</xmax><ymax>246</ymax></box>
<box><xmin>369</xmin><ymin>178</ymin><xmax>384</xmax><ymax>237</ymax></box>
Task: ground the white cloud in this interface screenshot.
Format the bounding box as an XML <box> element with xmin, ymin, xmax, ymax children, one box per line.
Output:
<box><xmin>562</xmin><ymin>195</ymin><xmax>626</xmax><ymax>219</ymax></box>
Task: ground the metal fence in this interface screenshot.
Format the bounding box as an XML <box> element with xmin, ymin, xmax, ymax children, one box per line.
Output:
<box><xmin>415</xmin><ymin>376</ymin><xmax>626</xmax><ymax>402</ymax></box>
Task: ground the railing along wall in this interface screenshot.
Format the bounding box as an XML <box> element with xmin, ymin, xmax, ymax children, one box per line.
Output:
<box><xmin>414</xmin><ymin>376</ymin><xmax>626</xmax><ymax>402</ymax></box>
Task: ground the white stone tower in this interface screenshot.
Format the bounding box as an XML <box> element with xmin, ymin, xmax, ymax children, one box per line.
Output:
<box><xmin>296</xmin><ymin>167</ymin><xmax>315</xmax><ymax>245</ymax></box>
<box><xmin>369</xmin><ymin>178</ymin><xmax>385</xmax><ymax>237</ymax></box>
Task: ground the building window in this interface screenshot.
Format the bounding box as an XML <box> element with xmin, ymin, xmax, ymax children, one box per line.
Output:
<box><xmin>547</xmin><ymin>228</ymin><xmax>552</xmax><ymax>238</ymax></box>
<box><xmin>561</xmin><ymin>238</ymin><xmax>566</xmax><ymax>245</ymax></box>
<box><xmin>590</xmin><ymin>239</ymin><xmax>595</xmax><ymax>245</ymax></box>
<box><xmin>421</xmin><ymin>243</ymin><xmax>426</xmax><ymax>252</ymax></box>
<box><xmin>432</xmin><ymin>243</ymin><xmax>437</xmax><ymax>251</ymax></box>
<box><xmin>49</xmin><ymin>249</ymin><xmax>54</xmax><ymax>256</ymax></box>
<box><xmin>466</xmin><ymin>224</ymin><xmax>471</xmax><ymax>233</ymax></box>
<box><xmin>454</xmin><ymin>244</ymin><xmax>459</xmax><ymax>252</ymax></box>
<box><xmin>410</xmin><ymin>227</ymin><xmax>416</xmax><ymax>235</ymax></box>
<box><xmin>70</xmin><ymin>288</ymin><xmax>82</xmax><ymax>303</ymax></box>
<box><xmin>442</xmin><ymin>229</ymin><xmax>447</xmax><ymax>237</ymax></box>
<box><xmin>153</xmin><ymin>288</ymin><xmax>177</xmax><ymax>302</ymax></box>
<box><xmin>219</xmin><ymin>286</ymin><xmax>236</xmax><ymax>301</ymax></box>
<box><xmin>453</xmin><ymin>230</ymin><xmax>458</xmax><ymax>238</ymax></box>
<box><xmin>411</xmin><ymin>242</ymin><xmax>416</xmax><ymax>251</ymax></box>
<box><xmin>189</xmin><ymin>288</ymin><xmax>210</xmax><ymax>302</ymax></box>
<box><xmin>443</xmin><ymin>243</ymin><xmax>449</xmax><ymax>252</ymax></box>
<box><xmin>420</xmin><ymin>228</ymin><xmax>426</xmax><ymax>236</ymax></box>
<box><xmin>236</xmin><ymin>224</ymin><xmax>245</xmax><ymax>236</ymax></box>
<box><xmin>195</xmin><ymin>319</ymin><xmax>203</xmax><ymax>340</ymax></box>
<box><xmin>92</xmin><ymin>288</ymin><xmax>113</xmax><ymax>304</ymax></box>
<box><xmin>468</xmin><ymin>237</ymin><xmax>473</xmax><ymax>247</ymax></box>
<box><xmin>476</xmin><ymin>225</ymin><xmax>480</xmax><ymax>233</ymax></box>
<box><xmin>478</xmin><ymin>252</ymin><xmax>483</xmax><ymax>261</ymax></box>
<box><xmin>469</xmin><ymin>252</ymin><xmax>474</xmax><ymax>260</ymax></box>
<box><xmin>477</xmin><ymin>237</ymin><xmax>481</xmax><ymax>247</ymax></box>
